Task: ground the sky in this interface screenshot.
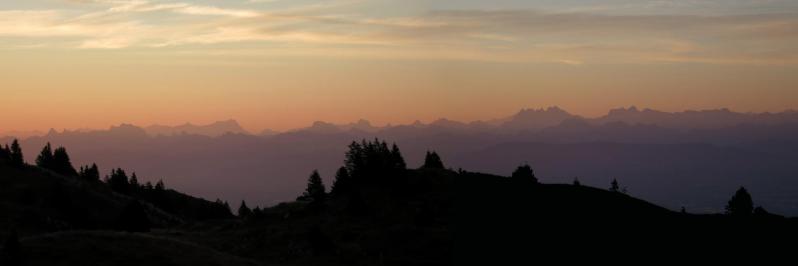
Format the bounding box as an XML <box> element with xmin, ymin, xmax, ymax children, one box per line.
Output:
<box><xmin>1</xmin><ymin>0</ymin><xmax>798</xmax><ymax>132</ymax></box>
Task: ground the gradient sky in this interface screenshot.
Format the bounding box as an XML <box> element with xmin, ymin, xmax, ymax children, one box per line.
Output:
<box><xmin>2</xmin><ymin>0</ymin><xmax>798</xmax><ymax>132</ymax></box>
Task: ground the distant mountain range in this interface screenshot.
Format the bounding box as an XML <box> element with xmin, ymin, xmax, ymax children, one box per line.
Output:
<box><xmin>144</xmin><ymin>119</ymin><xmax>249</xmax><ymax>137</ymax></box>
<box><xmin>6</xmin><ymin>107</ymin><xmax>797</xmax><ymax>138</ymax></box>
<box><xmin>3</xmin><ymin>106</ymin><xmax>798</xmax><ymax>215</ymax></box>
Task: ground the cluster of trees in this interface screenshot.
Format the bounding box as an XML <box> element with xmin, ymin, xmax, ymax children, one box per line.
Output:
<box><xmin>292</xmin><ymin>139</ymin><xmax>412</xmax><ymax>208</ymax></box>
<box><xmin>4</xmin><ymin>140</ymin><xmax>232</xmax><ymax>225</ymax></box>
<box><xmin>236</xmin><ymin>200</ymin><xmax>270</xmax><ymax>220</ymax></box>
<box><xmin>0</xmin><ymin>139</ymin><xmax>24</xmax><ymax>167</ymax></box>
<box><xmin>35</xmin><ymin>143</ymin><xmax>78</xmax><ymax>176</ymax></box>
<box><xmin>78</xmin><ymin>164</ymin><xmax>100</xmax><ymax>182</ymax></box>
<box><xmin>344</xmin><ymin>139</ymin><xmax>407</xmax><ymax>182</ymax></box>
<box><xmin>104</xmin><ymin>168</ymin><xmax>165</xmax><ymax>196</ymax></box>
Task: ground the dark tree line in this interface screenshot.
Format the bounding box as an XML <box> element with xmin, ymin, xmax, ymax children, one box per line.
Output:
<box><xmin>78</xmin><ymin>164</ymin><xmax>100</xmax><ymax>182</ymax></box>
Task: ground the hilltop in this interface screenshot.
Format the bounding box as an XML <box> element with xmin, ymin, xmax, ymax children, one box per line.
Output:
<box><xmin>2</xmin><ymin>139</ymin><xmax>797</xmax><ymax>264</ymax></box>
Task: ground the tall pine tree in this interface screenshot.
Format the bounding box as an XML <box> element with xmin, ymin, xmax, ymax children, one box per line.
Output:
<box><xmin>51</xmin><ymin>147</ymin><xmax>78</xmax><ymax>176</ymax></box>
<box><xmin>301</xmin><ymin>170</ymin><xmax>326</xmax><ymax>203</ymax></box>
<box><xmin>36</xmin><ymin>142</ymin><xmax>54</xmax><ymax>169</ymax></box>
<box><xmin>238</xmin><ymin>200</ymin><xmax>252</xmax><ymax>218</ymax></box>
<box><xmin>422</xmin><ymin>151</ymin><xmax>444</xmax><ymax>169</ymax></box>
<box><xmin>107</xmin><ymin>168</ymin><xmax>130</xmax><ymax>194</ymax></box>
<box><xmin>9</xmin><ymin>139</ymin><xmax>24</xmax><ymax>167</ymax></box>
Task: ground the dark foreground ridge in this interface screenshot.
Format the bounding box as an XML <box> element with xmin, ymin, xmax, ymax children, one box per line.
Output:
<box><xmin>1</xmin><ymin>139</ymin><xmax>797</xmax><ymax>265</ymax></box>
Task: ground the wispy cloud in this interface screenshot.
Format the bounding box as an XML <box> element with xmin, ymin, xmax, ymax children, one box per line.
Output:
<box><xmin>1</xmin><ymin>1</ymin><xmax>797</xmax><ymax>65</ymax></box>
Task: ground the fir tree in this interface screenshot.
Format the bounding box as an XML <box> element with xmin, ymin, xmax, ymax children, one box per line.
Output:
<box><xmin>422</xmin><ymin>151</ymin><xmax>445</xmax><ymax>169</ymax></box>
<box><xmin>9</xmin><ymin>139</ymin><xmax>24</xmax><ymax>167</ymax></box>
<box><xmin>129</xmin><ymin>172</ymin><xmax>140</xmax><ymax>192</ymax></box>
<box><xmin>155</xmin><ymin>179</ymin><xmax>165</xmax><ymax>191</ymax></box>
<box><xmin>0</xmin><ymin>144</ymin><xmax>10</xmax><ymax>165</ymax></box>
<box><xmin>301</xmin><ymin>170</ymin><xmax>326</xmax><ymax>203</ymax></box>
<box><xmin>79</xmin><ymin>163</ymin><xmax>101</xmax><ymax>181</ymax></box>
<box><xmin>331</xmin><ymin>167</ymin><xmax>352</xmax><ymax>196</ymax></box>
<box><xmin>51</xmin><ymin>147</ymin><xmax>78</xmax><ymax>176</ymax></box>
<box><xmin>238</xmin><ymin>200</ymin><xmax>252</xmax><ymax>218</ymax></box>
<box><xmin>610</xmin><ymin>179</ymin><xmax>620</xmax><ymax>193</ymax></box>
<box><xmin>36</xmin><ymin>142</ymin><xmax>54</xmax><ymax>169</ymax></box>
<box><xmin>107</xmin><ymin>168</ymin><xmax>130</xmax><ymax>194</ymax></box>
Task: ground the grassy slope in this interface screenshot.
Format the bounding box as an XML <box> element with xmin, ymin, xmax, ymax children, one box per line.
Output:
<box><xmin>5</xmin><ymin>164</ymin><xmax>797</xmax><ymax>265</ymax></box>
<box><xmin>0</xmin><ymin>164</ymin><xmax>181</xmax><ymax>237</ymax></box>
<box><xmin>19</xmin><ymin>231</ymin><xmax>260</xmax><ymax>266</ymax></box>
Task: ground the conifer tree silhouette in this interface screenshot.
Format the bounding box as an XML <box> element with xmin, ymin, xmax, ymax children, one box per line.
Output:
<box><xmin>9</xmin><ymin>139</ymin><xmax>24</xmax><ymax>167</ymax></box>
<box><xmin>422</xmin><ymin>151</ymin><xmax>444</xmax><ymax>169</ymax></box>
<box><xmin>51</xmin><ymin>147</ymin><xmax>78</xmax><ymax>176</ymax></box>
<box><xmin>391</xmin><ymin>143</ymin><xmax>407</xmax><ymax>170</ymax></box>
<box><xmin>610</xmin><ymin>179</ymin><xmax>620</xmax><ymax>193</ymax></box>
<box><xmin>36</xmin><ymin>142</ymin><xmax>54</xmax><ymax>169</ymax></box>
<box><xmin>0</xmin><ymin>144</ymin><xmax>10</xmax><ymax>165</ymax></box>
<box><xmin>238</xmin><ymin>200</ymin><xmax>252</xmax><ymax>218</ymax></box>
<box><xmin>301</xmin><ymin>170</ymin><xmax>326</xmax><ymax>204</ymax></box>
<box><xmin>155</xmin><ymin>179</ymin><xmax>165</xmax><ymax>191</ymax></box>
<box><xmin>79</xmin><ymin>163</ymin><xmax>100</xmax><ymax>181</ymax></box>
<box><xmin>344</xmin><ymin>139</ymin><xmax>407</xmax><ymax>181</ymax></box>
<box><xmin>107</xmin><ymin>168</ymin><xmax>130</xmax><ymax>194</ymax></box>
<box><xmin>331</xmin><ymin>167</ymin><xmax>352</xmax><ymax>196</ymax></box>
<box><xmin>129</xmin><ymin>172</ymin><xmax>140</xmax><ymax>193</ymax></box>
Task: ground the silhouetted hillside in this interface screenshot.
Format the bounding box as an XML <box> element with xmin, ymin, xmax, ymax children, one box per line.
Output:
<box><xmin>0</xmin><ymin>150</ymin><xmax>231</xmax><ymax>238</ymax></box>
<box><xmin>0</xmin><ymin>164</ymin><xmax>177</xmax><ymax>237</ymax></box>
<box><xmin>3</xmin><ymin>107</ymin><xmax>798</xmax><ymax>215</ymax></box>
<box><xmin>3</xmin><ymin>140</ymin><xmax>797</xmax><ymax>265</ymax></box>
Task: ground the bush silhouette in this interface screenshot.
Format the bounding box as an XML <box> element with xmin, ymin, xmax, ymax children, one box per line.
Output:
<box><xmin>726</xmin><ymin>187</ymin><xmax>754</xmax><ymax>216</ymax></box>
<box><xmin>511</xmin><ymin>164</ymin><xmax>537</xmax><ymax>183</ymax></box>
